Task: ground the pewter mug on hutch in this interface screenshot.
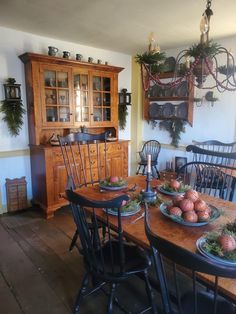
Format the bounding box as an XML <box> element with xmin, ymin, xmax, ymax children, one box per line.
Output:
<box><xmin>48</xmin><ymin>46</ymin><xmax>58</xmax><ymax>56</ymax></box>
<box><xmin>63</xmin><ymin>51</ymin><xmax>70</xmax><ymax>59</ymax></box>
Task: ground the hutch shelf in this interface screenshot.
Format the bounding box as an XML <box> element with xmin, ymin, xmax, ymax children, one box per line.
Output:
<box><xmin>20</xmin><ymin>53</ymin><xmax>128</xmax><ymax>218</ymax></box>
<box><xmin>143</xmin><ymin>72</ymin><xmax>194</xmax><ymax>126</ymax></box>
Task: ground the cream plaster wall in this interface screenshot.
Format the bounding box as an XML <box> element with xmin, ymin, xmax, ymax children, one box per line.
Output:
<box><xmin>0</xmin><ymin>26</ymin><xmax>132</xmax><ymax>212</ymax></box>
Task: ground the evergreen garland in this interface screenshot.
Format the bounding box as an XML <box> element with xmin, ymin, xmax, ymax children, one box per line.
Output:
<box><xmin>159</xmin><ymin>120</ymin><xmax>186</xmax><ymax>147</ymax></box>
<box><xmin>135</xmin><ymin>51</ymin><xmax>166</xmax><ymax>65</ymax></box>
<box><xmin>0</xmin><ymin>100</ymin><xmax>26</xmax><ymax>136</ymax></box>
<box><xmin>118</xmin><ymin>105</ymin><xmax>128</xmax><ymax>130</ymax></box>
<box><xmin>187</xmin><ymin>41</ymin><xmax>220</xmax><ymax>58</ymax></box>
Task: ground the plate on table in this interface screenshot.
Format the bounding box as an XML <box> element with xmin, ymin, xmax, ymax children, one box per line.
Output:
<box><xmin>158</xmin><ymin>184</ymin><xmax>189</xmax><ymax>196</ymax></box>
<box><xmin>160</xmin><ymin>203</ymin><xmax>220</xmax><ymax>227</ymax></box>
<box><xmin>99</xmin><ymin>182</ymin><xmax>128</xmax><ymax>191</ymax></box>
<box><xmin>103</xmin><ymin>201</ymin><xmax>141</xmax><ymax>217</ymax></box>
<box><xmin>196</xmin><ymin>236</ymin><xmax>236</xmax><ymax>266</ymax></box>
<box><xmin>99</xmin><ymin>178</ymin><xmax>128</xmax><ymax>191</ymax></box>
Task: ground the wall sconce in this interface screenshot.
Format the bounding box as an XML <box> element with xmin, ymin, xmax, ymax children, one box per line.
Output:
<box><xmin>194</xmin><ymin>91</ymin><xmax>219</xmax><ymax>107</ymax></box>
<box><xmin>1</xmin><ymin>78</ymin><xmax>25</xmax><ymax>136</ymax></box>
<box><xmin>4</xmin><ymin>78</ymin><xmax>22</xmax><ymax>100</ymax></box>
<box><xmin>118</xmin><ymin>88</ymin><xmax>132</xmax><ymax>106</ymax></box>
<box><xmin>118</xmin><ymin>89</ymin><xmax>132</xmax><ymax>130</ymax></box>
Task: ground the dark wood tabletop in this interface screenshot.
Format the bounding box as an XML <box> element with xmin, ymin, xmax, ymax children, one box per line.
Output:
<box><xmin>73</xmin><ymin>175</ymin><xmax>236</xmax><ymax>302</ymax></box>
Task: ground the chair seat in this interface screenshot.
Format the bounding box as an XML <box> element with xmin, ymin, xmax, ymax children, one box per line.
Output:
<box><xmin>139</xmin><ymin>160</ymin><xmax>158</xmax><ymax>166</ymax></box>
<box><xmin>181</xmin><ymin>291</ymin><xmax>235</xmax><ymax>314</ymax></box>
<box><xmin>88</xmin><ymin>240</ymin><xmax>151</xmax><ymax>282</ymax></box>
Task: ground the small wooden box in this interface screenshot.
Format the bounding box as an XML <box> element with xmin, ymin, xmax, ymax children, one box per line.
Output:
<box><xmin>160</xmin><ymin>171</ymin><xmax>177</xmax><ymax>181</ymax></box>
<box><xmin>6</xmin><ymin>177</ymin><xmax>28</xmax><ymax>212</ymax></box>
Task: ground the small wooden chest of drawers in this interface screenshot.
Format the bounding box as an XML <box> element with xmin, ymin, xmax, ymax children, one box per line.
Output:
<box><xmin>160</xmin><ymin>171</ymin><xmax>177</xmax><ymax>181</ymax></box>
<box><xmin>6</xmin><ymin>177</ymin><xmax>28</xmax><ymax>212</ymax></box>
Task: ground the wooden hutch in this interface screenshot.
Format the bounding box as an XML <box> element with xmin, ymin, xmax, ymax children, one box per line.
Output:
<box><xmin>20</xmin><ymin>53</ymin><xmax>128</xmax><ymax>218</ymax></box>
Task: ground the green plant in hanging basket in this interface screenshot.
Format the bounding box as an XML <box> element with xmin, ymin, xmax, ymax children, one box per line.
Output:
<box><xmin>135</xmin><ymin>51</ymin><xmax>167</xmax><ymax>75</ymax></box>
<box><xmin>159</xmin><ymin>120</ymin><xmax>186</xmax><ymax>147</ymax></box>
<box><xmin>135</xmin><ymin>51</ymin><xmax>166</xmax><ymax>65</ymax></box>
<box><xmin>0</xmin><ymin>100</ymin><xmax>26</xmax><ymax>136</ymax></box>
<box><xmin>186</xmin><ymin>41</ymin><xmax>220</xmax><ymax>59</ymax></box>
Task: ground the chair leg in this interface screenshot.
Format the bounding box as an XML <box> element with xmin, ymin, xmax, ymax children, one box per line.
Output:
<box><xmin>107</xmin><ymin>283</ymin><xmax>116</xmax><ymax>314</ymax></box>
<box><xmin>136</xmin><ymin>165</ymin><xmax>142</xmax><ymax>175</ymax></box>
<box><xmin>70</xmin><ymin>229</ymin><xmax>79</xmax><ymax>252</ymax></box>
<box><xmin>142</xmin><ymin>165</ymin><xmax>146</xmax><ymax>175</ymax></box>
<box><xmin>155</xmin><ymin>167</ymin><xmax>160</xmax><ymax>179</ymax></box>
<box><xmin>74</xmin><ymin>273</ymin><xmax>89</xmax><ymax>314</ymax></box>
<box><xmin>144</xmin><ymin>270</ymin><xmax>157</xmax><ymax>314</ymax></box>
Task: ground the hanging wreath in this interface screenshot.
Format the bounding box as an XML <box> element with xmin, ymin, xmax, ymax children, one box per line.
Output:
<box><xmin>159</xmin><ymin>120</ymin><xmax>186</xmax><ymax>147</ymax></box>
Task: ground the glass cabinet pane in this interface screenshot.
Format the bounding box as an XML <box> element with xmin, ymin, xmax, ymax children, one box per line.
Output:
<box><xmin>74</xmin><ymin>73</ymin><xmax>89</xmax><ymax>123</ymax></box>
<box><xmin>103</xmin><ymin>77</ymin><xmax>110</xmax><ymax>91</ymax></box>
<box><xmin>93</xmin><ymin>77</ymin><xmax>101</xmax><ymax>91</ymax></box>
<box><xmin>94</xmin><ymin>108</ymin><xmax>102</xmax><ymax>122</ymax></box>
<box><xmin>93</xmin><ymin>92</ymin><xmax>102</xmax><ymax>106</ymax></box>
<box><xmin>45</xmin><ymin>89</ymin><xmax>57</xmax><ymax>104</ymax></box>
<box><xmin>44</xmin><ymin>71</ymin><xmax>56</xmax><ymax>87</ymax></box>
<box><xmin>43</xmin><ymin>67</ymin><xmax>71</xmax><ymax>124</ymax></box>
<box><xmin>57</xmin><ymin>72</ymin><xmax>68</xmax><ymax>88</ymax></box>
<box><xmin>58</xmin><ymin>90</ymin><xmax>69</xmax><ymax>105</ymax></box>
<box><xmin>103</xmin><ymin>108</ymin><xmax>111</xmax><ymax>121</ymax></box>
<box><xmin>92</xmin><ymin>75</ymin><xmax>112</xmax><ymax>123</ymax></box>
<box><xmin>59</xmin><ymin>107</ymin><xmax>70</xmax><ymax>122</ymax></box>
<box><xmin>103</xmin><ymin>93</ymin><xmax>111</xmax><ymax>106</ymax></box>
<box><xmin>46</xmin><ymin>107</ymin><xmax>57</xmax><ymax>122</ymax></box>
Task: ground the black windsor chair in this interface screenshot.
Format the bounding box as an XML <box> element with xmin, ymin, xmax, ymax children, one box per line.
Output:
<box><xmin>192</xmin><ymin>140</ymin><xmax>236</xmax><ymax>154</ymax></box>
<box><xmin>66</xmin><ymin>190</ymin><xmax>156</xmax><ymax>314</ymax></box>
<box><xmin>144</xmin><ymin>204</ymin><xmax>236</xmax><ymax>314</ymax></box>
<box><xmin>136</xmin><ymin>140</ymin><xmax>161</xmax><ymax>178</ymax></box>
<box><xmin>58</xmin><ymin>131</ymin><xmax>109</xmax><ymax>251</ymax></box>
<box><xmin>184</xmin><ymin>146</ymin><xmax>236</xmax><ymax>201</ymax></box>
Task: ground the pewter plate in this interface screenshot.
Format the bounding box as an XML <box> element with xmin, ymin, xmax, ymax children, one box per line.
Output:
<box><xmin>196</xmin><ymin>237</ymin><xmax>236</xmax><ymax>266</ymax></box>
<box><xmin>103</xmin><ymin>202</ymin><xmax>141</xmax><ymax>217</ymax></box>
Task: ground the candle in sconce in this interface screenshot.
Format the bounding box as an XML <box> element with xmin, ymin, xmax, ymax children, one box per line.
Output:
<box><xmin>147</xmin><ymin>154</ymin><xmax>151</xmax><ymax>173</ymax></box>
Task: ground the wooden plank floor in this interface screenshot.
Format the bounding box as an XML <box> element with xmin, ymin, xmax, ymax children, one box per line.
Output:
<box><xmin>0</xmin><ymin>207</ymin><xmax>154</xmax><ymax>314</ymax></box>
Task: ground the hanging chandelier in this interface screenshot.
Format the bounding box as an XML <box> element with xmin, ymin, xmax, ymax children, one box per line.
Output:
<box><xmin>136</xmin><ymin>0</ymin><xmax>236</xmax><ymax>93</ymax></box>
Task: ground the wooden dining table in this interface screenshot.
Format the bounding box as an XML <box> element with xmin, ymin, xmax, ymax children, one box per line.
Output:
<box><xmin>73</xmin><ymin>175</ymin><xmax>236</xmax><ymax>303</ymax></box>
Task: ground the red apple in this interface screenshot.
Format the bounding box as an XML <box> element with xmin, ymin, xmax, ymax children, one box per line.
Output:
<box><xmin>172</xmin><ymin>195</ymin><xmax>184</xmax><ymax>206</ymax></box>
<box><xmin>169</xmin><ymin>206</ymin><xmax>182</xmax><ymax>217</ymax></box>
<box><xmin>194</xmin><ymin>199</ymin><xmax>207</xmax><ymax>212</ymax></box>
<box><xmin>109</xmin><ymin>176</ymin><xmax>119</xmax><ymax>183</ymax></box>
<box><xmin>218</xmin><ymin>235</ymin><xmax>236</xmax><ymax>252</ymax></box>
<box><xmin>179</xmin><ymin>198</ymin><xmax>194</xmax><ymax>212</ymax></box>
<box><xmin>169</xmin><ymin>180</ymin><xmax>181</xmax><ymax>191</ymax></box>
<box><xmin>197</xmin><ymin>210</ymin><xmax>210</xmax><ymax>222</ymax></box>
<box><xmin>185</xmin><ymin>189</ymin><xmax>199</xmax><ymax>203</ymax></box>
<box><xmin>183</xmin><ymin>211</ymin><xmax>198</xmax><ymax>223</ymax></box>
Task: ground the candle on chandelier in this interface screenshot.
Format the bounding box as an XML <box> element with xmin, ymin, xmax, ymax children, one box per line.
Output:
<box><xmin>147</xmin><ymin>154</ymin><xmax>151</xmax><ymax>173</ymax></box>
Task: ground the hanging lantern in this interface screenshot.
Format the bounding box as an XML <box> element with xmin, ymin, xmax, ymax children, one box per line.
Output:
<box><xmin>118</xmin><ymin>88</ymin><xmax>132</xmax><ymax>106</ymax></box>
<box><xmin>4</xmin><ymin>78</ymin><xmax>22</xmax><ymax>100</ymax></box>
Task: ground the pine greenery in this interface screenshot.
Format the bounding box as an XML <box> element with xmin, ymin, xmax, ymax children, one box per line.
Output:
<box><xmin>159</xmin><ymin>120</ymin><xmax>186</xmax><ymax>147</ymax></box>
<box><xmin>118</xmin><ymin>105</ymin><xmax>128</xmax><ymax>130</ymax></box>
<box><xmin>187</xmin><ymin>41</ymin><xmax>220</xmax><ymax>58</ymax></box>
<box><xmin>0</xmin><ymin>100</ymin><xmax>26</xmax><ymax>136</ymax></box>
